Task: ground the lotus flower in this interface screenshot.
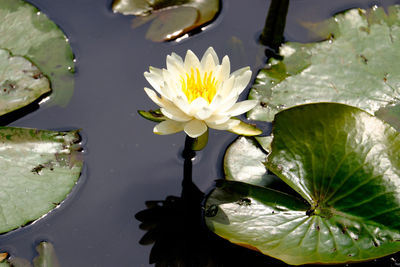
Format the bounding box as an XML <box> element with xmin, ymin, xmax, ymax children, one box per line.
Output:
<box><xmin>143</xmin><ymin>47</ymin><xmax>258</xmax><ymax>138</ymax></box>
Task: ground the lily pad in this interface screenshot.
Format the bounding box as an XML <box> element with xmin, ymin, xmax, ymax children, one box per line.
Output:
<box><xmin>112</xmin><ymin>0</ymin><xmax>220</xmax><ymax>42</ymax></box>
<box><xmin>0</xmin><ymin>242</ymin><xmax>60</xmax><ymax>267</ymax></box>
<box><xmin>0</xmin><ymin>0</ymin><xmax>75</xmax><ymax>107</ymax></box>
<box><xmin>206</xmin><ymin>103</ymin><xmax>400</xmax><ymax>265</ymax></box>
<box><xmin>224</xmin><ymin>136</ymin><xmax>275</xmax><ymax>187</ymax></box>
<box><xmin>0</xmin><ymin>127</ymin><xmax>83</xmax><ymax>234</ymax></box>
<box><xmin>248</xmin><ymin>6</ymin><xmax>400</xmax><ymax>123</ymax></box>
<box><xmin>0</xmin><ymin>49</ymin><xmax>50</xmax><ymax>116</ymax></box>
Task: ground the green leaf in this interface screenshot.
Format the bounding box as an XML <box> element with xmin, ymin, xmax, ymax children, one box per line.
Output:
<box><xmin>138</xmin><ymin>109</ymin><xmax>166</xmax><ymax>122</ymax></box>
<box><xmin>2</xmin><ymin>242</ymin><xmax>60</xmax><ymax>267</ymax></box>
<box><xmin>191</xmin><ymin>129</ymin><xmax>208</xmax><ymax>151</ymax></box>
<box><xmin>207</xmin><ymin>103</ymin><xmax>400</xmax><ymax>265</ymax></box>
<box><xmin>0</xmin><ymin>127</ymin><xmax>83</xmax><ymax>234</ymax></box>
<box><xmin>227</xmin><ymin>118</ymin><xmax>262</xmax><ymax>136</ymax></box>
<box><xmin>0</xmin><ymin>49</ymin><xmax>50</xmax><ymax>116</ymax></box>
<box><xmin>32</xmin><ymin>242</ymin><xmax>60</xmax><ymax>267</ymax></box>
<box><xmin>248</xmin><ymin>6</ymin><xmax>400</xmax><ymax>123</ymax></box>
<box><xmin>112</xmin><ymin>0</ymin><xmax>220</xmax><ymax>42</ymax></box>
<box><xmin>0</xmin><ymin>0</ymin><xmax>75</xmax><ymax>107</ymax></box>
<box><xmin>224</xmin><ymin>136</ymin><xmax>274</xmax><ymax>187</ymax></box>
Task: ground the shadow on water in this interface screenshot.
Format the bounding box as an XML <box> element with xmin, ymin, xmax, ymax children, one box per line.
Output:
<box><xmin>135</xmin><ymin>136</ymin><xmax>287</xmax><ymax>267</ymax></box>
<box><xmin>0</xmin><ymin>95</ymin><xmax>47</xmax><ymax>126</ymax></box>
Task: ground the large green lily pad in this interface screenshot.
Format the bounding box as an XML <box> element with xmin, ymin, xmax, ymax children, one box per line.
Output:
<box><xmin>248</xmin><ymin>6</ymin><xmax>400</xmax><ymax>125</ymax></box>
<box><xmin>0</xmin><ymin>49</ymin><xmax>51</xmax><ymax>116</ymax></box>
<box><xmin>206</xmin><ymin>103</ymin><xmax>400</xmax><ymax>265</ymax></box>
<box><xmin>0</xmin><ymin>0</ymin><xmax>75</xmax><ymax>107</ymax></box>
<box><xmin>0</xmin><ymin>127</ymin><xmax>83</xmax><ymax>234</ymax></box>
<box><xmin>112</xmin><ymin>0</ymin><xmax>220</xmax><ymax>42</ymax></box>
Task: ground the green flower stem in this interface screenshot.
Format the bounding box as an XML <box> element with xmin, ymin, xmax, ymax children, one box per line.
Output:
<box><xmin>182</xmin><ymin>135</ymin><xmax>196</xmax><ymax>200</ymax></box>
<box><xmin>260</xmin><ymin>0</ymin><xmax>290</xmax><ymax>51</ymax></box>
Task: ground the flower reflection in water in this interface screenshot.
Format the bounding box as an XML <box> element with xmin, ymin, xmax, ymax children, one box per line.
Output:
<box><xmin>135</xmin><ymin>137</ymin><xmax>286</xmax><ymax>267</ymax></box>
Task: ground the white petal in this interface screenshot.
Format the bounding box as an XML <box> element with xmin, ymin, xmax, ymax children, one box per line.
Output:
<box><xmin>161</xmin><ymin>69</ymin><xmax>179</xmax><ymax>99</ymax></box>
<box><xmin>188</xmin><ymin>97</ymin><xmax>208</xmax><ymax>114</ymax></box>
<box><xmin>204</xmin><ymin>114</ymin><xmax>231</xmax><ymax>124</ymax></box>
<box><xmin>160</xmin><ymin>107</ymin><xmax>192</xmax><ymax>122</ymax></box>
<box><xmin>224</xmin><ymin>100</ymin><xmax>258</xmax><ymax>116</ymax></box>
<box><xmin>231</xmin><ymin>68</ymin><xmax>252</xmax><ymax>95</ymax></box>
<box><xmin>149</xmin><ymin>66</ymin><xmax>163</xmax><ymax>76</ymax></box>
<box><xmin>170</xmin><ymin>52</ymin><xmax>184</xmax><ymax>65</ymax></box>
<box><xmin>201</xmin><ymin>47</ymin><xmax>219</xmax><ymax>65</ymax></box>
<box><xmin>184</xmin><ymin>119</ymin><xmax>208</xmax><ymax>138</ymax></box>
<box><xmin>145</xmin><ymin>87</ymin><xmax>186</xmax><ymax>114</ymax></box>
<box><xmin>172</xmin><ymin>95</ymin><xmax>191</xmax><ymax>114</ymax></box>
<box><xmin>208</xmin><ymin>94</ymin><xmax>223</xmax><ymax>111</ymax></box>
<box><xmin>215</xmin><ymin>76</ymin><xmax>235</xmax><ymax>99</ymax></box>
<box><xmin>144</xmin><ymin>87</ymin><xmax>164</xmax><ymax>107</ymax></box>
<box><xmin>216</xmin><ymin>94</ymin><xmax>239</xmax><ymax>113</ymax></box>
<box><xmin>201</xmin><ymin>53</ymin><xmax>216</xmax><ymax>73</ymax></box>
<box><xmin>167</xmin><ymin>54</ymin><xmax>185</xmax><ymax>76</ymax></box>
<box><xmin>216</xmin><ymin>56</ymin><xmax>230</xmax><ymax>82</ymax></box>
<box><xmin>184</xmin><ymin>50</ymin><xmax>201</xmax><ymax>72</ymax></box>
<box><xmin>144</xmin><ymin>70</ymin><xmax>164</xmax><ymax>95</ymax></box>
<box><xmin>230</xmin><ymin>66</ymin><xmax>250</xmax><ymax>78</ymax></box>
<box><xmin>194</xmin><ymin>106</ymin><xmax>213</xmax><ymax>120</ymax></box>
<box><xmin>154</xmin><ymin>120</ymin><xmax>185</xmax><ymax>135</ymax></box>
<box><xmin>206</xmin><ymin>118</ymin><xmax>240</xmax><ymax>130</ymax></box>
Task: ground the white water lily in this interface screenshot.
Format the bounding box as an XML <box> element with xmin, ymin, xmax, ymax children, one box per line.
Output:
<box><xmin>143</xmin><ymin>47</ymin><xmax>258</xmax><ymax>138</ymax></box>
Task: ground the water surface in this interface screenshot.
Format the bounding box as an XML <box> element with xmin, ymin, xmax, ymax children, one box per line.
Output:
<box><xmin>1</xmin><ymin>0</ymin><xmax>400</xmax><ymax>266</ymax></box>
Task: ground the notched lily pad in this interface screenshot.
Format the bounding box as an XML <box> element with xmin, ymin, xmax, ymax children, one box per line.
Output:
<box><xmin>207</xmin><ymin>103</ymin><xmax>400</xmax><ymax>265</ymax></box>
<box><xmin>0</xmin><ymin>49</ymin><xmax>50</xmax><ymax>116</ymax></box>
<box><xmin>0</xmin><ymin>0</ymin><xmax>75</xmax><ymax>107</ymax></box>
<box><xmin>0</xmin><ymin>127</ymin><xmax>83</xmax><ymax>234</ymax></box>
<box><xmin>248</xmin><ymin>6</ymin><xmax>400</xmax><ymax>124</ymax></box>
<box><xmin>112</xmin><ymin>0</ymin><xmax>220</xmax><ymax>42</ymax></box>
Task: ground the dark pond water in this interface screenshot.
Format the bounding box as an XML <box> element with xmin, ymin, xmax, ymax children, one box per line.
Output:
<box><xmin>1</xmin><ymin>0</ymin><xmax>400</xmax><ymax>266</ymax></box>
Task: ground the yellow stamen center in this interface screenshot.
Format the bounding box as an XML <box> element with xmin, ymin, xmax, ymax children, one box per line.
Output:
<box><xmin>181</xmin><ymin>68</ymin><xmax>218</xmax><ymax>104</ymax></box>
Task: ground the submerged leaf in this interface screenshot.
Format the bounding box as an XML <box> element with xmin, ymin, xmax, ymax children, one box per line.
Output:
<box><xmin>0</xmin><ymin>0</ymin><xmax>75</xmax><ymax>107</ymax></box>
<box><xmin>207</xmin><ymin>103</ymin><xmax>400</xmax><ymax>265</ymax></box>
<box><xmin>248</xmin><ymin>6</ymin><xmax>400</xmax><ymax>123</ymax></box>
<box><xmin>2</xmin><ymin>242</ymin><xmax>60</xmax><ymax>267</ymax></box>
<box><xmin>32</xmin><ymin>242</ymin><xmax>60</xmax><ymax>267</ymax></box>
<box><xmin>112</xmin><ymin>0</ymin><xmax>220</xmax><ymax>42</ymax></box>
<box><xmin>0</xmin><ymin>49</ymin><xmax>50</xmax><ymax>116</ymax></box>
<box><xmin>0</xmin><ymin>127</ymin><xmax>83</xmax><ymax>234</ymax></box>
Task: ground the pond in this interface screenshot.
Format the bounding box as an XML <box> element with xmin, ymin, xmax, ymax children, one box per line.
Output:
<box><xmin>1</xmin><ymin>0</ymin><xmax>400</xmax><ymax>266</ymax></box>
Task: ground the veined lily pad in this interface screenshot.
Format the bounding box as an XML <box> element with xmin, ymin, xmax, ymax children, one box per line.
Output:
<box><xmin>0</xmin><ymin>127</ymin><xmax>83</xmax><ymax>234</ymax></box>
<box><xmin>0</xmin><ymin>49</ymin><xmax>50</xmax><ymax>116</ymax></box>
<box><xmin>206</xmin><ymin>103</ymin><xmax>400</xmax><ymax>265</ymax></box>
<box><xmin>0</xmin><ymin>0</ymin><xmax>75</xmax><ymax>107</ymax></box>
<box><xmin>112</xmin><ymin>0</ymin><xmax>220</xmax><ymax>42</ymax></box>
<box><xmin>248</xmin><ymin>6</ymin><xmax>400</xmax><ymax>124</ymax></box>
